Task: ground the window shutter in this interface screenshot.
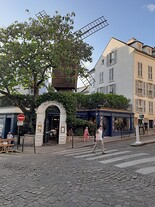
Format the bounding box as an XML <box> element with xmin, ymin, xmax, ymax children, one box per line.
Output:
<box><xmin>113</xmin><ymin>84</ymin><xmax>116</xmax><ymax>94</ymax></box>
<box><xmin>143</xmin><ymin>100</ymin><xmax>146</xmax><ymax>113</ymax></box>
<box><xmin>151</xmin><ymin>84</ymin><xmax>154</xmax><ymax>98</ymax></box>
<box><xmin>146</xmin><ymin>83</ymin><xmax>148</xmax><ymax>97</ymax></box>
<box><xmin>135</xmin><ymin>99</ymin><xmax>138</xmax><ymax>112</ymax></box>
<box><xmin>103</xmin><ymin>86</ymin><xmax>105</xmax><ymax>94</ymax></box>
<box><xmin>106</xmin><ymin>86</ymin><xmax>108</xmax><ymax>94</ymax></box>
<box><xmin>114</xmin><ymin>50</ymin><xmax>117</xmax><ymax>64</ymax></box>
<box><xmin>154</xmin><ymin>84</ymin><xmax>155</xmax><ymax>98</ymax></box>
<box><xmin>106</xmin><ymin>54</ymin><xmax>110</xmax><ymax>67</ymax></box>
<box><xmin>143</xmin><ymin>82</ymin><xmax>145</xmax><ymax>96</ymax></box>
<box><xmin>135</xmin><ymin>80</ymin><xmax>138</xmax><ymax>95</ymax></box>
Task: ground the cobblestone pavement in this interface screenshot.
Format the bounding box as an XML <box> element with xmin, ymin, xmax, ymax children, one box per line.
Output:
<box><xmin>0</xmin><ymin>138</ymin><xmax>155</xmax><ymax>207</ymax></box>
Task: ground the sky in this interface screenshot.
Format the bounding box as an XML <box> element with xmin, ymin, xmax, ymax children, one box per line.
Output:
<box><xmin>0</xmin><ymin>0</ymin><xmax>155</xmax><ymax>87</ymax></box>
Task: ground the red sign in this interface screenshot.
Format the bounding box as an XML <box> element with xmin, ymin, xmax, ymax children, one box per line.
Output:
<box><xmin>17</xmin><ymin>114</ymin><xmax>25</xmax><ymax>121</ymax></box>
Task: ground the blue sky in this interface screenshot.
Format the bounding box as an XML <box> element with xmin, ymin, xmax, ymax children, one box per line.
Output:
<box><xmin>0</xmin><ymin>0</ymin><xmax>155</xmax><ymax>85</ymax></box>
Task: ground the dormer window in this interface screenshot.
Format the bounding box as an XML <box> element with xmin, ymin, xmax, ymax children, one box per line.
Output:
<box><xmin>137</xmin><ymin>43</ymin><xmax>142</xmax><ymax>51</ymax></box>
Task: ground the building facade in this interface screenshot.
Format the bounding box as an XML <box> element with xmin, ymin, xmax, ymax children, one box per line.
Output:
<box><xmin>77</xmin><ymin>108</ymin><xmax>134</xmax><ymax>137</ymax></box>
<box><xmin>90</xmin><ymin>37</ymin><xmax>155</xmax><ymax>127</ymax></box>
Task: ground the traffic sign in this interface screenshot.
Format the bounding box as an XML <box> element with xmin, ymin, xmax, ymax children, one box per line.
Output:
<box><xmin>17</xmin><ymin>121</ymin><xmax>24</xmax><ymax>126</ymax></box>
<box><xmin>139</xmin><ymin>114</ymin><xmax>144</xmax><ymax>119</ymax></box>
<box><xmin>17</xmin><ymin>114</ymin><xmax>25</xmax><ymax>121</ymax></box>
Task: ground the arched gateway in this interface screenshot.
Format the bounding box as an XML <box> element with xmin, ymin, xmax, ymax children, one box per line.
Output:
<box><xmin>35</xmin><ymin>101</ymin><xmax>67</xmax><ymax>146</ymax></box>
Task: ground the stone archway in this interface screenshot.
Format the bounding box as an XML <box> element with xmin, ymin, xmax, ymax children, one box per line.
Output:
<box><xmin>35</xmin><ymin>101</ymin><xmax>67</xmax><ymax>146</ymax></box>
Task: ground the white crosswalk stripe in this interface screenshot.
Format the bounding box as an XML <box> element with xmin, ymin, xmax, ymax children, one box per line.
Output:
<box><xmin>74</xmin><ymin>149</ymin><xmax>119</xmax><ymax>158</ymax></box>
<box><xmin>136</xmin><ymin>166</ymin><xmax>155</xmax><ymax>175</ymax></box>
<box><xmin>86</xmin><ymin>151</ymin><xmax>131</xmax><ymax>160</ymax></box>
<box><xmin>51</xmin><ymin>147</ymin><xmax>92</xmax><ymax>155</ymax></box>
<box><xmin>115</xmin><ymin>157</ymin><xmax>155</xmax><ymax>168</ymax></box>
<box><xmin>99</xmin><ymin>153</ymin><xmax>149</xmax><ymax>164</ymax></box>
<box><xmin>64</xmin><ymin>148</ymin><xmax>103</xmax><ymax>156</ymax></box>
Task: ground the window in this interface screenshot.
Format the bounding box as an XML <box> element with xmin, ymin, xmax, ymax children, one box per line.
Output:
<box><xmin>109</xmin><ymin>84</ymin><xmax>116</xmax><ymax>94</ymax></box>
<box><xmin>101</xmin><ymin>59</ymin><xmax>104</xmax><ymax>65</ymax></box>
<box><xmin>99</xmin><ymin>72</ymin><xmax>104</xmax><ymax>83</ymax></box>
<box><xmin>107</xmin><ymin>50</ymin><xmax>117</xmax><ymax>66</ymax></box>
<box><xmin>148</xmin><ymin>48</ymin><xmax>151</xmax><ymax>55</ymax></box>
<box><xmin>137</xmin><ymin>43</ymin><xmax>142</xmax><ymax>51</ymax></box>
<box><xmin>138</xmin><ymin>62</ymin><xmax>142</xmax><ymax>77</ymax></box>
<box><xmin>135</xmin><ymin>80</ymin><xmax>145</xmax><ymax>96</ymax></box>
<box><xmin>146</xmin><ymin>83</ymin><xmax>153</xmax><ymax>98</ymax></box>
<box><xmin>135</xmin><ymin>99</ymin><xmax>146</xmax><ymax>113</ymax></box>
<box><xmin>99</xmin><ymin>87</ymin><xmax>105</xmax><ymax>93</ymax></box>
<box><xmin>148</xmin><ymin>66</ymin><xmax>153</xmax><ymax>80</ymax></box>
<box><xmin>109</xmin><ymin>52</ymin><xmax>115</xmax><ymax>64</ymax></box>
<box><xmin>149</xmin><ymin>101</ymin><xmax>153</xmax><ymax>114</ymax></box>
<box><xmin>112</xmin><ymin>117</ymin><xmax>130</xmax><ymax>131</ymax></box>
<box><xmin>109</xmin><ymin>68</ymin><xmax>114</xmax><ymax>82</ymax></box>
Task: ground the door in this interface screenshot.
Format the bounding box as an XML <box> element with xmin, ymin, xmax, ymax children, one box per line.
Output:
<box><xmin>5</xmin><ymin>118</ymin><xmax>11</xmax><ymax>138</ymax></box>
<box><xmin>43</xmin><ymin>106</ymin><xmax>60</xmax><ymax>144</ymax></box>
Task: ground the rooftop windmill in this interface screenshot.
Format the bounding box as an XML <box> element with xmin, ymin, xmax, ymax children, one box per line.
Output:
<box><xmin>36</xmin><ymin>11</ymin><xmax>109</xmax><ymax>91</ymax></box>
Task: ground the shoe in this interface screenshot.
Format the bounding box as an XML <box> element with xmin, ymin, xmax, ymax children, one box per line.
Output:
<box><xmin>92</xmin><ymin>151</ymin><xmax>95</xmax><ymax>153</ymax></box>
<box><xmin>102</xmin><ymin>152</ymin><xmax>106</xmax><ymax>154</ymax></box>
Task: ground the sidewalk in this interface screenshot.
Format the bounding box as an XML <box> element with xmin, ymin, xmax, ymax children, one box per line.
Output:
<box><xmin>15</xmin><ymin>130</ymin><xmax>155</xmax><ymax>154</ymax></box>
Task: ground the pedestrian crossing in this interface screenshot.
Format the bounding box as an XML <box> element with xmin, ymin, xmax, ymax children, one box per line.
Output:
<box><xmin>86</xmin><ymin>151</ymin><xmax>131</xmax><ymax>160</ymax></box>
<box><xmin>52</xmin><ymin>147</ymin><xmax>155</xmax><ymax>176</ymax></box>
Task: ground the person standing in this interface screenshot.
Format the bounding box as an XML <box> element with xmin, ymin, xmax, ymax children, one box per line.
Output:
<box><xmin>92</xmin><ymin>125</ymin><xmax>106</xmax><ymax>154</ymax></box>
<box><xmin>83</xmin><ymin>127</ymin><xmax>90</xmax><ymax>142</ymax></box>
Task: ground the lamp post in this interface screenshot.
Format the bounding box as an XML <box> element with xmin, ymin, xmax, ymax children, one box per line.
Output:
<box><xmin>94</xmin><ymin>108</ymin><xmax>98</xmax><ymax>142</ymax></box>
<box><xmin>95</xmin><ymin>105</ymin><xmax>102</xmax><ymax>142</ymax></box>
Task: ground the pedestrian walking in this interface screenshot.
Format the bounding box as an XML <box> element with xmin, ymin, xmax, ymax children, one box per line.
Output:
<box><xmin>83</xmin><ymin>127</ymin><xmax>89</xmax><ymax>142</ymax></box>
<box><xmin>92</xmin><ymin>125</ymin><xmax>106</xmax><ymax>154</ymax></box>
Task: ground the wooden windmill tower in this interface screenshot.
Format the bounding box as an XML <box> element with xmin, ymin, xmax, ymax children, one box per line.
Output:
<box><xmin>36</xmin><ymin>11</ymin><xmax>109</xmax><ymax>91</ymax></box>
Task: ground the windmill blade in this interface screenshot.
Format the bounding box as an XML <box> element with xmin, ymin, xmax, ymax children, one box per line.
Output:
<box><xmin>36</xmin><ymin>10</ymin><xmax>48</xmax><ymax>20</ymax></box>
<box><xmin>36</xmin><ymin>11</ymin><xmax>109</xmax><ymax>40</ymax></box>
<box><xmin>75</xmin><ymin>16</ymin><xmax>108</xmax><ymax>40</ymax></box>
<box><xmin>79</xmin><ymin>62</ymin><xmax>95</xmax><ymax>87</ymax></box>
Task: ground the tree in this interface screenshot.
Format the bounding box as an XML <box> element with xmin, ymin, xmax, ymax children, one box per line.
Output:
<box><xmin>0</xmin><ymin>12</ymin><xmax>93</xmax><ymax>133</ymax></box>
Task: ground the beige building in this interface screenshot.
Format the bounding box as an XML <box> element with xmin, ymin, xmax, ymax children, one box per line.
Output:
<box><xmin>91</xmin><ymin>37</ymin><xmax>155</xmax><ymax>128</ymax></box>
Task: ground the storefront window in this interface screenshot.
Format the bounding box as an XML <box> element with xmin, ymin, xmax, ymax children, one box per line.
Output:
<box><xmin>112</xmin><ymin>117</ymin><xmax>130</xmax><ymax>131</ymax></box>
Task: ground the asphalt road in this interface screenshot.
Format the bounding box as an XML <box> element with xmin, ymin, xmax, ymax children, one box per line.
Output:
<box><xmin>0</xmin><ymin>139</ymin><xmax>155</xmax><ymax>207</ymax></box>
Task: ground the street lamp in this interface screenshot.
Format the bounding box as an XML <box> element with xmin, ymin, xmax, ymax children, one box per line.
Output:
<box><xmin>94</xmin><ymin>105</ymin><xmax>102</xmax><ymax>141</ymax></box>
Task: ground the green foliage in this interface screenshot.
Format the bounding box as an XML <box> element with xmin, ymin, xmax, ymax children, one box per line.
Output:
<box><xmin>73</xmin><ymin>119</ymin><xmax>96</xmax><ymax>136</ymax></box>
<box><xmin>0</xmin><ymin>11</ymin><xmax>93</xmax><ymax>133</ymax></box>
<box><xmin>73</xmin><ymin>92</ymin><xmax>130</xmax><ymax>109</ymax></box>
<box><xmin>0</xmin><ymin>11</ymin><xmax>93</xmax><ymax>97</ymax></box>
<box><xmin>0</xmin><ymin>91</ymin><xmax>130</xmax><ymax>134</ymax></box>
<box><xmin>36</xmin><ymin>91</ymin><xmax>77</xmax><ymax>119</ymax></box>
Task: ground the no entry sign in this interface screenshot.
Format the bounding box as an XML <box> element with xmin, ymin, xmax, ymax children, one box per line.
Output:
<box><xmin>17</xmin><ymin>114</ymin><xmax>25</xmax><ymax>122</ymax></box>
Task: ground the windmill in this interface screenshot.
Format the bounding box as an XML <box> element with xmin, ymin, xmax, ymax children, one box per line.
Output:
<box><xmin>36</xmin><ymin>10</ymin><xmax>109</xmax><ymax>91</ymax></box>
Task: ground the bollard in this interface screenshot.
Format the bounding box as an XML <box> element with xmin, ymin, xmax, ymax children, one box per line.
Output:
<box><xmin>34</xmin><ymin>137</ymin><xmax>36</xmax><ymax>154</ymax></box>
<box><xmin>135</xmin><ymin>125</ymin><xmax>142</xmax><ymax>144</ymax></box>
<box><xmin>72</xmin><ymin>134</ymin><xmax>74</xmax><ymax>149</ymax></box>
<box><xmin>22</xmin><ymin>137</ymin><xmax>24</xmax><ymax>152</ymax></box>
